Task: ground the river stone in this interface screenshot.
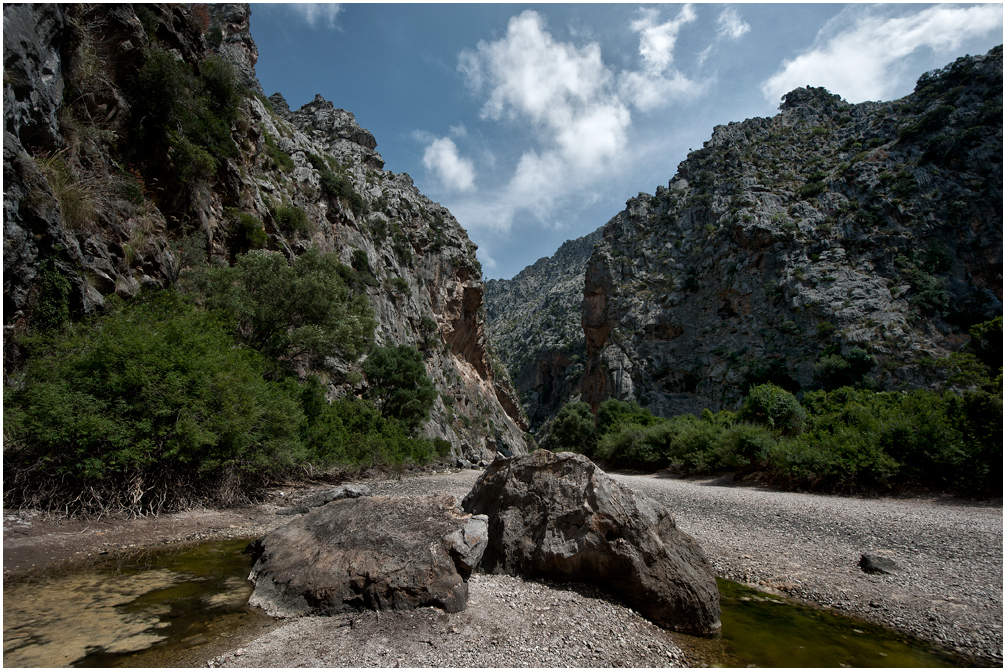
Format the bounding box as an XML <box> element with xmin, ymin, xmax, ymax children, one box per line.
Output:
<box><xmin>248</xmin><ymin>494</ymin><xmax>488</xmax><ymax>618</ymax></box>
<box><xmin>860</xmin><ymin>553</ymin><xmax>901</xmax><ymax>575</ymax></box>
<box><xmin>461</xmin><ymin>450</ymin><xmax>721</xmax><ymax>635</ymax></box>
<box><xmin>300</xmin><ymin>483</ymin><xmax>372</xmax><ymax>508</ymax></box>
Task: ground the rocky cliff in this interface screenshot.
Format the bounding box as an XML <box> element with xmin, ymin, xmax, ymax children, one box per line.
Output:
<box><xmin>3</xmin><ymin>3</ymin><xmax>526</xmax><ymax>461</ymax></box>
<box><xmin>582</xmin><ymin>48</ymin><xmax>1002</xmax><ymax>416</ymax></box>
<box><xmin>487</xmin><ymin>48</ymin><xmax>1001</xmax><ymax>427</ymax></box>
<box><xmin>485</xmin><ymin>230</ymin><xmax>601</xmax><ymax>433</ymax></box>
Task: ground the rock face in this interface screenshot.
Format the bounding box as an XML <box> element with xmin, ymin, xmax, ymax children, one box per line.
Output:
<box><xmin>248</xmin><ymin>494</ymin><xmax>489</xmax><ymax>617</ymax></box>
<box><xmin>578</xmin><ymin>48</ymin><xmax>1001</xmax><ymax>417</ymax></box>
<box><xmin>487</xmin><ymin>49</ymin><xmax>1001</xmax><ymax>430</ymax></box>
<box><xmin>2</xmin><ymin>3</ymin><xmax>526</xmax><ymax>461</ymax></box>
<box><xmin>485</xmin><ymin>229</ymin><xmax>602</xmax><ymax>435</ymax></box>
<box><xmin>461</xmin><ymin>450</ymin><xmax>721</xmax><ymax>635</ymax></box>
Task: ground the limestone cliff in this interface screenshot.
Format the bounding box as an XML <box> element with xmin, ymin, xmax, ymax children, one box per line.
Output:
<box><xmin>485</xmin><ymin>230</ymin><xmax>601</xmax><ymax>434</ymax></box>
<box><xmin>581</xmin><ymin>48</ymin><xmax>1002</xmax><ymax>416</ymax></box>
<box><xmin>3</xmin><ymin>3</ymin><xmax>526</xmax><ymax>460</ymax></box>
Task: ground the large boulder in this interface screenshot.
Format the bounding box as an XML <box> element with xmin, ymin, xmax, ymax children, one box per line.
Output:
<box><xmin>461</xmin><ymin>450</ymin><xmax>721</xmax><ymax>635</ymax></box>
<box><xmin>248</xmin><ymin>494</ymin><xmax>488</xmax><ymax>617</ymax></box>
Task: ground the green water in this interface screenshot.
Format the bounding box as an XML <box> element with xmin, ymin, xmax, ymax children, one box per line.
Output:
<box><xmin>704</xmin><ymin>578</ymin><xmax>966</xmax><ymax>667</ymax></box>
<box><xmin>3</xmin><ymin>541</ymin><xmax>977</xmax><ymax>668</ymax></box>
<box><xmin>2</xmin><ymin>539</ymin><xmax>271</xmax><ymax>668</ymax></box>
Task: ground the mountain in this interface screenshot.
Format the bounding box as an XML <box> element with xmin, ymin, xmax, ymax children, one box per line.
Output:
<box><xmin>3</xmin><ymin>3</ymin><xmax>527</xmax><ymax>462</ymax></box>
<box><xmin>487</xmin><ymin>46</ymin><xmax>1002</xmax><ymax>425</ymax></box>
<box><xmin>485</xmin><ymin>229</ymin><xmax>601</xmax><ymax>434</ymax></box>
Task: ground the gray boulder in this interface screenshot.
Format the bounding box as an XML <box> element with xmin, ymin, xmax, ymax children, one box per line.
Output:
<box><xmin>461</xmin><ymin>450</ymin><xmax>721</xmax><ymax>636</ymax></box>
<box><xmin>300</xmin><ymin>483</ymin><xmax>371</xmax><ymax>508</ymax></box>
<box><xmin>248</xmin><ymin>494</ymin><xmax>488</xmax><ymax>617</ymax></box>
<box><xmin>859</xmin><ymin>553</ymin><xmax>901</xmax><ymax>575</ymax></box>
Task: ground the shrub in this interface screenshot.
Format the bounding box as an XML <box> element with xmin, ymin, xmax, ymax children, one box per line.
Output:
<box><xmin>307</xmin><ymin>154</ymin><xmax>364</xmax><ymax>216</ymax></box>
<box><xmin>30</xmin><ymin>258</ymin><xmax>71</xmax><ymax>332</ymax></box>
<box><xmin>263</xmin><ymin>132</ymin><xmax>294</xmax><ymax>172</ymax></box>
<box><xmin>198</xmin><ymin>248</ymin><xmax>376</xmax><ymax>362</ymax></box>
<box><xmin>814</xmin><ymin>346</ymin><xmax>876</xmax><ymax>390</ymax></box>
<box><xmin>274</xmin><ymin>204</ymin><xmax>311</xmax><ymax>237</ymax></box>
<box><xmin>362</xmin><ymin>345</ymin><xmax>437</xmax><ymax>432</ymax></box>
<box><xmin>969</xmin><ymin>316</ymin><xmax>1002</xmax><ymax>372</ymax></box>
<box><xmin>129</xmin><ymin>49</ymin><xmax>241</xmax><ymax>187</ymax></box>
<box><xmin>597</xmin><ymin>398</ymin><xmax>661</xmax><ymax>435</ymax></box>
<box><xmin>33</xmin><ymin>152</ymin><xmax>100</xmax><ymax>231</ymax></box>
<box><xmin>3</xmin><ymin>292</ymin><xmax>308</xmax><ymax>513</ymax></box>
<box><xmin>549</xmin><ymin>402</ymin><xmax>597</xmax><ymax>454</ymax></box>
<box><xmin>740</xmin><ymin>384</ymin><xmax>806</xmax><ymax>434</ymax></box>
<box><xmin>226</xmin><ymin>209</ymin><xmax>267</xmax><ymax>251</ymax></box>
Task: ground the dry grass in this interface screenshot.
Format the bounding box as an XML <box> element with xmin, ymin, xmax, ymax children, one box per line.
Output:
<box><xmin>33</xmin><ymin>150</ymin><xmax>105</xmax><ymax>233</ymax></box>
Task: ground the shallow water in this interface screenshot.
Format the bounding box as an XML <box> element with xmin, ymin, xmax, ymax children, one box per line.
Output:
<box><xmin>3</xmin><ymin>540</ymin><xmax>975</xmax><ymax>668</ymax></box>
<box><xmin>676</xmin><ymin>578</ymin><xmax>966</xmax><ymax>667</ymax></box>
<box><xmin>2</xmin><ymin>539</ymin><xmax>269</xmax><ymax>668</ymax></box>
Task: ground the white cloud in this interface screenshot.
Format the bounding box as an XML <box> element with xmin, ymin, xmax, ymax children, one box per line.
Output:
<box><xmin>620</xmin><ymin>5</ymin><xmax>706</xmax><ymax>112</ymax></box>
<box><xmin>761</xmin><ymin>4</ymin><xmax>1003</xmax><ymax>104</ymax></box>
<box><xmin>449</xmin><ymin>123</ymin><xmax>468</xmax><ymax>138</ymax></box>
<box><xmin>717</xmin><ymin>9</ymin><xmax>750</xmax><ymax>41</ymax></box>
<box><xmin>452</xmin><ymin>7</ymin><xmax>714</xmax><ymax>237</ymax></box>
<box><xmin>456</xmin><ymin>10</ymin><xmax>633</xmax><ymax>232</ymax></box>
<box><xmin>631</xmin><ymin>5</ymin><xmax>696</xmax><ymax>74</ymax></box>
<box><xmin>422</xmin><ymin>137</ymin><xmax>476</xmax><ymax>192</ymax></box>
<box><xmin>286</xmin><ymin>4</ymin><xmax>342</xmax><ymax>29</ymax></box>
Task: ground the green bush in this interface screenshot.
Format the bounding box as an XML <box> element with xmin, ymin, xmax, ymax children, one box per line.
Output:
<box><xmin>263</xmin><ymin>132</ymin><xmax>295</xmax><ymax>172</ymax></box>
<box><xmin>4</xmin><ymin>292</ymin><xmax>307</xmax><ymax>513</ymax></box>
<box><xmin>274</xmin><ymin>204</ymin><xmax>311</xmax><ymax>237</ymax></box>
<box><xmin>814</xmin><ymin>346</ymin><xmax>877</xmax><ymax>390</ymax></box>
<box><xmin>198</xmin><ymin>248</ymin><xmax>376</xmax><ymax>362</ymax></box>
<box><xmin>549</xmin><ymin>402</ymin><xmax>596</xmax><ymax>454</ymax></box>
<box><xmin>362</xmin><ymin>345</ymin><xmax>437</xmax><ymax>432</ymax></box>
<box><xmin>597</xmin><ymin>398</ymin><xmax>662</xmax><ymax>434</ymax></box>
<box><xmin>129</xmin><ymin>49</ymin><xmax>241</xmax><ymax>187</ymax></box>
<box><xmin>740</xmin><ymin>384</ymin><xmax>806</xmax><ymax>434</ymax></box>
<box><xmin>307</xmin><ymin>153</ymin><xmax>364</xmax><ymax>217</ymax></box>
<box><xmin>969</xmin><ymin>316</ymin><xmax>1002</xmax><ymax>372</ymax></box>
<box><xmin>226</xmin><ymin>209</ymin><xmax>268</xmax><ymax>251</ymax></box>
<box><xmin>31</xmin><ymin>258</ymin><xmax>71</xmax><ymax>332</ymax></box>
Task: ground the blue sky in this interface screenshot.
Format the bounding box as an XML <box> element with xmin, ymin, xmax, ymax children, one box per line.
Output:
<box><xmin>249</xmin><ymin>3</ymin><xmax>1003</xmax><ymax>280</ymax></box>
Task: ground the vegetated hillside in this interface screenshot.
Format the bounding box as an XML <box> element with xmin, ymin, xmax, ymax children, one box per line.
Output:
<box><xmin>581</xmin><ymin>47</ymin><xmax>1002</xmax><ymax>417</ymax></box>
<box><xmin>484</xmin><ymin>229</ymin><xmax>601</xmax><ymax>434</ymax></box>
<box><xmin>3</xmin><ymin>3</ymin><xmax>526</xmax><ymax>511</ymax></box>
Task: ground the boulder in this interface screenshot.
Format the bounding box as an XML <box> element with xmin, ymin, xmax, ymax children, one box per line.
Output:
<box><xmin>461</xmin><ymin>450</ymin><xmax>721</xmax><ymax>636</ymax></box>
<box><xmin>248</xmin><ymin>494</ymin><xmax>488</xmax><ymax>617</ymax></box>
<box><xmin>859</xmin><ymin>553</ymin><xmax>901</xmax><ymax>575</ymax></box>
<box><xmin>300</xmin><ymin>483</ymin><xmax>371</xmax><ymax>508</ymax></box>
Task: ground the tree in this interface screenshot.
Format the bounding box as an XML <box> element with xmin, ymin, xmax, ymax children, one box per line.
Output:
<box><xmin>199</xmin><ymin>248</ymin><xmax>376</xmax><ymax>363</ymax></box>
<box><xmin>550</xmin><ymin>401</ymin><xmax>596</xmax><ymax>454</ymax></box>
<box><xmin>362</xmin><ymin>345</ymin><xmax>436</xmax><ymax>432</ymax></box>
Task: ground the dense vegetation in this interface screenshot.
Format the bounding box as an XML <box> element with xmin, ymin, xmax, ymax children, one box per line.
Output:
<box><xmin>4</xmin><ymin>249</ymin><xmax>448</xmax><ymax>514</ymax></box>
<box><xmin>546</xmin><ymin>318</ymin><xmax>1001</xmax><ymax>498</ymax></box>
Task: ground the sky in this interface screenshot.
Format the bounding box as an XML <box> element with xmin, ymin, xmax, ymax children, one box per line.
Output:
<box><xmin>249</xmin><ymin>3</ymin><xmax>1003</xmax><ymax>280</ymax></box>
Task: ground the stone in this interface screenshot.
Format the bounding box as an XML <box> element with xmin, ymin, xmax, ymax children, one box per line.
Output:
<box><xmin>461</xmin><ymin>450</ymin><xmax>721</xmax><ymax>636</ymax></box>
<box><xmin>248</xmin><ymin>494</ymin><xmax>488</xmax><ymax>617</ymax></box>
<box><xmin>859</xmin><ymin>553</ymin><xmax>901</xmax><ymax>575</ymax></box>
<box><xmin>300</xmin><ymin>483</ymin><xmax>371</xmax><ymax>508</ymax></box>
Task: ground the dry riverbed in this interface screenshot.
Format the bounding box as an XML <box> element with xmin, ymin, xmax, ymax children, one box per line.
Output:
<box><xmin>4</xmin><ymin>466</ymin><xmax>1002</xmax><ymax>667</ymax></box>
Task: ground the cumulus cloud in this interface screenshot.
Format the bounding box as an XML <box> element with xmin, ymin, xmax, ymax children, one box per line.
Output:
<box><xmin>620</xmin><ymin>5</ymin><xmax>706</xmax><ymax>112</ymax></box>
<box><xmin>451</xmin><ymin>7</ymin><xmax>713</xmax><ymax>237</ymax></box>
<box><xmin>422</xmin><ymin>137</ymin><xmax>476</xmax><ymax>192</ymax></box>
<box><xmin>761</xmin><ymin>4</ymin><xmax>1003</xmax><ymax>104</ymax></box>
<box><xmin>286</xmin><ymin>4</ymin><xmax>342</xmax><ymax>29</ymax></box>
<box><xmin>717</xmin><ymin>8</ymin><xmax>750</xmax><ymax>40</ymax></box>
<box><xmin>456</xmin><ymin>10</ymin><xmax>632</xmax><ymax>231</ymax></box>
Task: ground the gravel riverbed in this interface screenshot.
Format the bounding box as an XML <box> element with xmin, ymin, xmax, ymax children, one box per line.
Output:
<box><xmin>210</xmin><ymin>468</ymin><xmax>1002</xmax><ymax>667</ymax></box>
